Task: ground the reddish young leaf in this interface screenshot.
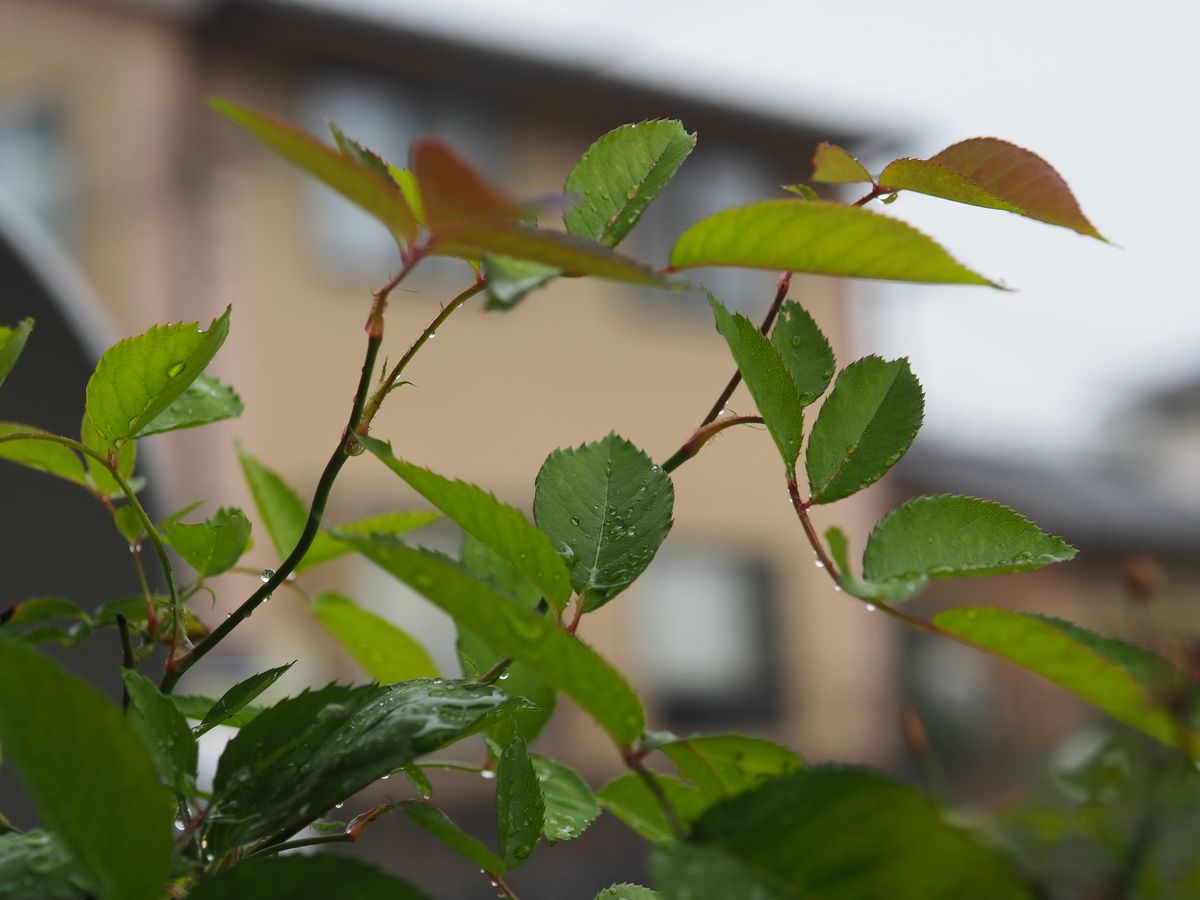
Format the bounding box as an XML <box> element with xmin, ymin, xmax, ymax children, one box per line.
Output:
<box><xmin>879</xmin><ymin>138</ymin><xmax>1104</xmax><ymax>239</ymax></box>
<box><xmin>811</xmin><ymin>142</ymin><xmax>873</xmax><ymax>184</ymax></box>
<box><xmin>412</xmin><ymin>140</ymin><xmax>523</xmax><ymax>232</ymax></box>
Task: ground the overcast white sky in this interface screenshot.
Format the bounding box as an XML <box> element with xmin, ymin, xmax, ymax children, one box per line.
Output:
<box><xmin>298</xmin><ymin>0</ymin><xmax>1195</xmax><ymax>457</ymax></box>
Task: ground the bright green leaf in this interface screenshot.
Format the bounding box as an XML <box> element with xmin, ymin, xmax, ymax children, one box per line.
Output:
<box><xmin>497</xmin><ymin>736</ymin><xmax>545</xmax><ymax>869</ymax></box>
<box><xmin>402</xmin><ymin>803</ymin><xmax>506</xmax><ymax>875</ymax></box>
<box><xmin>121</xmin><ymin>669</ymin><xmax>198</xmax><ymax>791</ymax></box>
<box><xmin>211</xmin><ymin>99</ymin><xmax>417</xmax><ymax>244</ymax></box>
<box><xmin>770</xmin><ymin>301</ymin><xmax>835</xmax><ymax>406</ymax></box>
<box><xmin>299</xmin><ymin>510</ymin><xmax>442</xmax><ymax>572</ymax></box>
<box><xmin>534</xmin><ymin>432</ymin><xmax>674</xmax><ymax>610</ymax></box>
<box><xmin>312</xmin><ymin>591</ymin><xmax>438</xmax><ymax>683</ymax></box>
<box><xmin>811</xmin><ymin>143</ymin><xmax>873</xmax><ymax>184</ymax></box>
<box><xmin>935</xmin><ymin>608</ymin><xmax>1195</xmax><ymax>751</ymax></box>
<box><xmin>0</xmin><ymin>318</ymin><xmax>33</xmax><ymax>390</ymax></box>
<box><xmin>328</xmin><ymin>121</ymin><xmax>393</xmax><ymax>180</ymax></box>
<box><xmin>657</xmin><ymin>735</ymin><xmax>803</xmax><ymax>801</ymax></box>
<box><xmin>483</xmin><ymin>256</ymin><xmax>559</xmax><ymax>310</ymax></box>
<box><xmin>0</xmin><ymin>423</ymin><xmax>88</xmax><ymax>487</ymax></box>
<box><xmin>185</xmin><ymin>855</ymin><xmax>432</xmax><ymax>900</ymax></box>
<box><xmin>532</xmin><ymin>754</ymin><xmax>600</xmax><ymax>844</ymax></box>
<box><xmin>343</xmin><ymin>539</ymin><xmax>645</xmax><ymax>747</ymax></box>
<box><xmin>671</xmin><ymin>200</ymin><xmax>997</xmax><ymax>287</ymax></box>
<box><xmin>825</xmin><ymin>527</ymin><xmax>927</xmax><ymax>604</ymax></box>
<box><xmin>653</xmin><ymin>766</ymin><xmax>1034</xmax><ymax>900</ymax></box>
<box><xmin>208</xmin><ymin>678</ymin><xmax>520</xmax><ymax>852</ymax></box>
<box><xmin>79</xmin><ymin>413</ymin><xmax>136</xmax><ymax>499</ymax></box>
<box><xmin>194</xmin><ymin>662</ymin><xmax>294</xmax><ymax>736</ymax></box>
<box><xmin>597</xmin><ymin>886</ymin><xmax>661</xmax><ymax>900</ymax></box>
<box><xmin>0</xmin><ymin>831</ymin><xmax>87</xmax><ymax>900</ymax></box>
<box><xmin>136</xmin><ymin>375</ymin><xmax>243</xmax><ymax>437</ymax></box>
<box><xmin>164</xmin><ymin>507</ymin><xmax>251</xmax><ymax>579</ymax></box>
<box><xmin>85</xmin><ymin>308</ymin><xmax>231</xmax><ymax>448</ymax></box>
<box><xmin>363</xmin><ymin>435</ymin><xmax>572</xmax><ymax>612</ymax></box>
<box><xmin>237</xmin><ymin>446</ymin><xmax>307</xmax><ymax>559</ymax></box>
<box><xmin>598</xmin><ymin>772</ymin><xmax>709</xmax><ymax>844</ymax></box>
<box><xmin>878</xmin><ymin>138</ymin><xmax>1104</xmax><ymax>239</ymax></box>
<box><xmin>781</xmin><ymin>183</ymin><xmax>819</xmax><ymax>200</ymax></box>
<box><xmin>564</xmin><ymin>120</ymin><xmax>696</xmax><ymax>247</ymax></box>
<box><xmin>708</xmin><ymin>293</ymin><xmax>804</xmax><ymax>472</ymax></box>
<box><xmin>805</xmin><ymin>356</ymin><xmax>924</xmax><ymax>504</ymax></box>
<box><xmin>1</xmin><ymin>597</ymin><xmax>86</xmax><ymax>630</ymax></box>
<box><xmin>0</xmin><ymin>638</ymin><xmax>173</xmax><ymax>900</ymax></box>
<box><xmin>863</xmin><ymin>495</ymin><xmax>1076</xmax><ymax>583</ymax></box>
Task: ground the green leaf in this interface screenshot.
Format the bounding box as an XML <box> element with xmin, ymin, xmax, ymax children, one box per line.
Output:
<box><xmin>597</xmin><ymin>887</ymin><xmax>661</xmax><ymax>900</ymax></box>
<box><xmin>863</xmin><ymin>495</ymin><xmax>1076</xmax><ymax>583</ymax></box>
<box><xmin>670</xmin><ymin>200</ymin><xmax>997</xmax><ymax>286</ymax></box>
<box><xmin>532</xmin><ymin>754</ymin><xmax>600</xmax><ymax>844</ymax></box>
<box><xmin>121</xmin><ymin>669</ymin><xmax>198</xmax><ymax>791</ymax></box>
<box><xmin>652</xmin><ymin>766</ymin><xmax>1034</xmax><ymax>900</ymax></box>
<box><xmin>185</xmin><ymin>855</ymin><xmax>432</xmax><ymax>900</ymax></box>
<box><xmin>825</xmin><ymin>527</ymin><xmax>927</xmax><ymax>604</ymax></box>
<box><xmin>0</xmin><ymin>318</ymin><xmax>33</xmax><ymax>390</ymax></box>
<box><xmin>136</xmin><ymin>374</ymin><xmax>243</xmax><ymax>437</ymax></box>
<box><xmin>708</xmin><ymin>294</ymin><xmax>804</xmax><ymax>473</ymax></box>
<box><xmin>497</xmin><ymin>736</ymin><xmax>545</xmax><ymax>868</ymax></box>
<box><xmin>0</xmin><ymin>638</ymin><xmax>173</xmax><ymax>900</ymax></box>
<box><xmin>211</xmin><ymin>99</ymin><xmax>417</xmax><ymax>244</ymax></box>
<box><xmin>343</xmin><ymin>539</ymin><xmax>646</xmax><ymax>747</ymax></box>
<box><xmin>299</xmin><ymin>510</ymin><xmax>442</xmax><ymax>572</ymax></box>
<box><xmin>0</xmin><ymin>423</ymin><xmax>88</xmax><ymax>486</ymax></box>
<box><xmin>564</xmin><ymin>120</ymin><xmax>696</xmax><ymax>247</ymax></box>
<box><xmin>312</xmin><ymin>592</ymin><xmax>438</xmax><ymax>682</ymax></box>
<box><xmin>805</xmin><ymin>356</ymin><xmax>924</xmax><ymax>504</ymax></box>
<box><xmin>770</xmin><ymin>301</ymin><xmax>835</xmax><ymax>406</ymax></box>
<box><xmin>534</xmin><ymin>433</ymin><xmax>674</xmax><ymax>611</ymax></box>
<box><xmin>458</xmin><ymin>536</ymin><xmax>557</xmax><ymax>744</ymax></box>
<box><xmin>1</xmin><ymin>597</ymin><xmax>87</xmax><ymax>630</ymax></box>
<box><xmin>363</xmin><ymin>435</ymin><xmax>572</xmax><ymax>612</ymax></box>
<box><xmin>208</xmin><ymin>678</ymin><xmax>520</xmax><ymax>852</ymax></box>
<box><xmin>656</xmin><ymin>735</ymin><xmax>803</xmax><ymax>801</ymax></box>
<box><xmin>781</xmin><ymin>183</ymin><xmax>819</xmax><ymax>200</ymax></box>
<box><xmin>85</xmin><ymin>308</ymin><xmax>231</xmax><ymax>448</ymax></box>
<box><xmin>402</xmin><ymin>803</ymin><xmax>506</xmax><ymax>875</ymax></box>
<box><xmin>598</xmin><ymin>772</ymin><xmax>709</xmax><ymax>844</ymax></box>
<box><xmin>79</xmin><ymin>413</ymin><xmax>136</xmax><ymax>498</ymax></box>
<box><xmin>174</xmin><ymin>695</ymin><xmax>262</xmax><ymax>731</ymax></box>
<box><xmin>483</xmin><ymin>256</ymin><xmax>559</xmax><ymax>310</ymax></box>
<box><xmin>328</xmin><ymin>121</ymin><xmax>393</xmax><ymax>180</ymax></box>
<box><xmin>811</xmin><ymin>142</ymin><xmax>873</xmax><ymax>184</ymax></box>
<box><xmin>653</xmin><ymin>843</ymin><xmax>794</xmax><ymax>900</ymax></box>
<box><xmin>237</xmin><ymin>446</ymin><xmax>307</xmax><ymax>558</ymax></box>
<box><xmin>878</xmin><ymin>138</ymin><xmax>1104</xmax><ymax>239</ymax></box>
<box><xmin>163</xmin><ymin>506</ymin><xmax>251</xmax><ymax>579</ymax></box>
<box><xmin>195</xmin><ymin>662</ymin><xmax>294</xmax><ymax>736</ymax></box>
<box><xmin>0</xmin><ymin>831</ymin><xmax>88</xmax><ymax>900</ymax></box>
<box><xmin>934</xmin><ymin>608</ymin><xmax>1196</xmax><ymax>751</ymax></box>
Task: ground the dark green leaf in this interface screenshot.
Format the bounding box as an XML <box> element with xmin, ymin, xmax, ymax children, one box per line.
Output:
<box><xmin>863</xmin><ymin>495</ymin><xmax>1076</xmax><ymax>583</ymax></box>
<box><xmin>598</xmin><ymin>773</ymin><xmax>709</xmax><ymax>844</ymax></box>
<box><xmin>653</xmin><ymin>766</ymin><xmax>1034</xmax><ymax>900</ymax></box>
<box><xmin>402</xmin><ymin>803</ymin><xmax>506</xmax><ymax>875</ymax></box>
<box><xmin>163</xmin><ymin>506</ymin><xmax>251</xmax><ymax>579</ymax></box>
<box><xmin>195</xmin><ymin>662</ymin><xmax>293</xmax><ymax>736</ymax></box>
<box><xmin>79</xmin><ymin>413</ymin><xmax>136</xmax><ymax>499</ymax></box>
<box><xmin>708</xmin><ymin>293</ymin><xmax>804</xmax><ymax>473</ymax></box>
<box><xmin>878</xmin><ymin>138</ymin><xmax>1104</xmax><ymax>239</ymax></box>
<box><xmin>173</xmin><ymin>695</ymin><xmax>262</xmax><ymax>731</ymax></box>
<box><xmin>564</xmin><ymin>120</ymin><xmax>696</xmax><ymax>247</ymax></box>
<box><xmin>343</xmin><ymin>539</ymin><xmax>646</xmax><ymax>747</ymax></box>
<box><xmin>533</xmin><ymin>754</ymin><xmax>599</xmax><ymax>843</ymax></box>
<box><xmin>534</xmin><ymin>432</ymin><xmax>674</xmax><ymax>610</ymax></box>
<box><xmin>670</xmin><ymin>200</ymin><xmax>997</xmax><ymax>286</ymax></box>
<box><xmin>825</xmin><ymin>527</ymin><xmax>927</xmax><ymax>604</ymax></box>
<box><xmin>85</xmin><ymin>308</ymin><xmax>231</xmax><ymax>448</ymax></box>
<box><xmin>497</xmin><ymin>736</ymin><xmax>544</xmax><ymax>868</ymax></box>
<box><xmin>597</xmin><ymin>887</ymin><xmax>661</xmax><ymax>900</ymax></box>
<box><xmin>934</xmin><ymin>608</ymin><xmax>1196</xmax><ymax>751</ymax></box>
<box><xmin>653</xmin><ymin>842</ymin><xmax>794</xmax><ymax>900</ymax></box>
<box><xmin>185</xmin><ymin>854</ymin><xmax>432</xmax><ymax>900</ymax></box>
<box><xmin>657</xmin><ymin>735</ymin><xmax>803</xmax><ymax>801</ymax></box>
<box><xmin>0</xmin><ymin>831</ymin><xmax>87</xmax><ymax>900</ymax></box>
<box><xmin>212</xmin><ymin>99</ymin><xmax>417</xmax><ymax>244</ymax></box>
<box><xmin>312</xmin><ymin>592</ymin><xmax>438</xmax><ymax>682</ymax></box>
<box><xmin>136</xmin><ymin>374</ymin><xmax>243</xmax><ymax>437</ymax></box>
<box><xmin>121</xmin><ymin>668</ymin><xmax>198</xmax><ymax>791</ymax></box>
<box><xmin>0</xmin><ymin>423</ymin><xmax>88</xmax><ymax>486</ymax></box>
<box><xmin>0</xmin><ymin>638</ymin><xmax>173</xmax><ymax>900</ymax></box>
<box><xmin>770</xmin><ymin>301</ymin><xmax>835</xmax><ymax>405</ymax></box>
<box><xmin>363</xmin><ymin>435</ymin><xmax>572</xmax><ymax>612</ymax></box>
<box><xmin>811</xmin><ymin>143</ymin><xmax>873</xmax><ymax>184</ymax></box>
<box><xmin>208</xmin><ymin>679</ymin><xmax>519</xmax><ymax>852</ymax></box>
<box><xmin>298</xmin><ymin>510</ymin><xmax>442</xmax><ymax>572</ymax></box>
<box><xmin>483</xmin><ymin>256</ymin><xmax>559</xmax><ymax>310</ymax></box>
<box><xmin>805</xmin><ymin>356</ymin><xmax>924</xmax><ymax>504</ymax></box>
<box><xmin>0</xmin><ymin>318</ymin><xmax>33</xmax><ymax>390</ymax></box>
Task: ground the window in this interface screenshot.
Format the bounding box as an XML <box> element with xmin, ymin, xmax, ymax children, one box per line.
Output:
<box><xmin>0</xmin><ymin>94</ymin><xmax>72</xmax><ymax>241</ymax></box>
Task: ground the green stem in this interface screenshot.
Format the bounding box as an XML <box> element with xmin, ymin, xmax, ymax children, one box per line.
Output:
<box><xmin>625</xmin><ymin>753</ymin><xmax>684</xmax><ymax>840</ymax></box>
<box><xmin>117</xmin><ymin>613</ymin><xmax>135</xmax><ymax>712</ymax></box>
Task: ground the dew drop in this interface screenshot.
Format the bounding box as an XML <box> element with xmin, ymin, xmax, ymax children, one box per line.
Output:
<box><xmin>174</xmin><ymin>818</ymin><xmax>186</xmax><ymax>832</ymax></box>
<box><xmin>814</xmin><ymin>559</ymin><xmax>825</xmax><ymax>569</ymax></box>
<box><xmin>428</xmin><ymin>331</ymin><xmax>436</xmax><ymax>339</ymax></box>
<box><xmin>334</xmin><ymin>802</ymin><xmax>344</xmax><ymax>809</ymax></box>
<box><xmin>865</xmin><ymin>603</ymin><xmax>877</xmax><ymax>612</ymax></box>
<box><xmin>260</xmin><ymin>569</ymin><xmax>275</xmax><ymax>583</ymax></box>
<box><xmin>833</xmin><ymin>585</ymin><xmax>844</xmax><ymax>593</ymax></box>
<box><xmin>498</xmin><ymin>671</ymin><xmax>510</xmax><ymax>681</ymax></box>
<box><xmin>129</xmin><ymin>543</ymin><xmax>141</xmax><ymax>554</ymax></box>
<box><xmin>381</xmin><ymin>774</ymin><xmax>390</xmax><ymax>780</ymax></box>
<box><xmin>167</xmin><ymin>361</ymin><xmax>186</xmax><ymax>378</ymax></box>
<box><xmin>480</xmin><ymin>769</ymin><xmax>496</xmax><ymax>780</ymax></box>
